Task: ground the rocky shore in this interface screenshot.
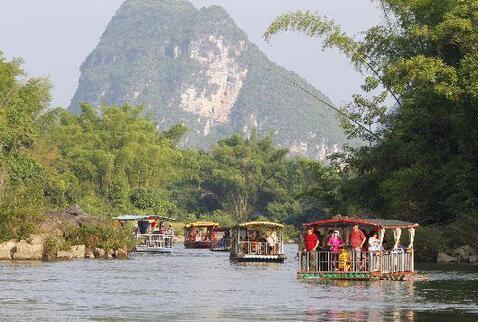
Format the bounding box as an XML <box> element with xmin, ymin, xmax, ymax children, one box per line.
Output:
<box><xmin>0</xmin><ymin>205</ymin><xmax>131</xmax><ymax>261</ymax></box>
<box><xmin>437</xmin><ymin>245</ymin><xmax>477</xmax><ymax>263</ymax></box>
<box><xmin>0</xmin><ymin>236</ymin><xmax>129</xmax><ymax>261</ymax></box>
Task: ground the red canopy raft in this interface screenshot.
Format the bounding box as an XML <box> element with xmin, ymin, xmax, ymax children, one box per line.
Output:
<box><xmin>298</xmin><ymin>216</ymin><xmax>419</xmax><ymax>281</ymax></box>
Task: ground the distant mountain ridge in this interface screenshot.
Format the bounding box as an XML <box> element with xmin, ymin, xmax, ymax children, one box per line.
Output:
<box><xmin>70</xmin><ymin>0</ymin><xmax>347</xmax><ymax>159</ymax></box>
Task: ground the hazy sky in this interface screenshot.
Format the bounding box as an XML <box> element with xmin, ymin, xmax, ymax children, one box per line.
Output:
<box><xmin>0</xmin><ymin>0</ymin><xmax>383</xmax><ymax>107</ymax></box>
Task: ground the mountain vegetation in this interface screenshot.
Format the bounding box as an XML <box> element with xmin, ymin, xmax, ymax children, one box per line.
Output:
<box><xmin>70</xmin><ymin>0</ymin><xmax>347</xmax><ymax>160</ymax></box>
<box><xmin>0</xmin><ymin>52</ymin><xmax>341</xmax><ymax>244</ymax></box>
<box><xmin>265</xmin><ymin>0</ymin><xmax>478</xmax><ymax>259</ymax></box>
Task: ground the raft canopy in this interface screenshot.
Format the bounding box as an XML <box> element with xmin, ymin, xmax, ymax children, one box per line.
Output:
<box><xmin>211</xmin><ymin>226</ymin><xmax>230</xmax><ymax>232</ymax></box>
<box><xmin>304</xmin><ymin>218</ymin><xmax>418</xmax><ymax>229</ymax></box>
<box><xmin>234</xmin><ymin>221</ymin><xmax>284</xmax><ymax>229</ymax></box>
<box><xmin>113</xmin><ymin>214</ymin><xmax>175</xmax><ymax>221</ymax></box>
<box><xmin>184</xmin><ymin>221</ymin><xmax>219</xmax><ymax>228</ymax></box>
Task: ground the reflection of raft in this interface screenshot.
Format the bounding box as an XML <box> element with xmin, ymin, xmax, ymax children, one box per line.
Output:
<box><xmin>381</xmin><ymin>272</ymin><xmax>429</xmax><ymax>281</ymax></box>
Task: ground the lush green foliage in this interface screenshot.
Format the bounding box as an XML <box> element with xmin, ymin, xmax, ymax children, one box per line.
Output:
<box><xmin>43</xmin><ymin>220</ymin><xmax>133</xmax><ymax>258</ymax></box>
<box><xmin>64</xmin><ymin>221</ymin><xmax>133</xmax><ymax>251</ymax></box>
<box><xmin>266</xmin><ymin>0</ymin><xmax>478</xmax><ymax>254</ymax></box>
<box><xmin>0</xmin><ymin>53</ymin><xmax>51</xmax><ymax>240</ymax></box>
<box><xmin>0</xmin><ymin>52</ymin><xmax>342</xmax><ymax>243</ymax></box>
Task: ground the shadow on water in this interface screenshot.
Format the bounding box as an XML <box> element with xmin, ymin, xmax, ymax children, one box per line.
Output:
<box><xmin>0</xmin><ymin>245</ymin><xmax>477</xmax><ymax>321</ymax></box>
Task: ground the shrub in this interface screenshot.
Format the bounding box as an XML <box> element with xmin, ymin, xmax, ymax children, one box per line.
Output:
<box><xmin>414</xmin><ymin>225</ymin><xmax>451</xmax><ymax>262</ymax></box>
<box><xmin>43</xmin><ymin>235</ymin><xmax>71</xmax><ymax>259</ymax></box>
<box><xmin>64</xmin><ymin>220</ymin><xmax>133</xmax><ymax>251</ymax></box>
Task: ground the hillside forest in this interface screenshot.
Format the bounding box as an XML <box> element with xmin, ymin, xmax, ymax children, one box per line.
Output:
<box><xmin>0</xmin><ymin>52</ymin><xmax>341</xmax><ymax>242</ymax></box>
<box><xmin>1</xmin><ymin>0</ymin><xmax>477</xmax><ymax>261</ymax></box>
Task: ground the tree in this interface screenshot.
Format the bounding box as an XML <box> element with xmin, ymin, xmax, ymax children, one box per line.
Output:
<box><xmin>198</xmin><ymin>134</ymin><xmax>277</xmax><ymax>222</ymax></box>
<box><xmin>48</xmin><ymin>104</ymin><xmax>183</xmax><ymax>214</ymax></box>
<box><xmin>265</xmin><ymin>1</ymin><xmax>478</xmax><ymax>226</ymax></box>
<box><xmin>0</xmin><ymin>53</ymin><xmax>52</xmax><ymax>240</ymax></box>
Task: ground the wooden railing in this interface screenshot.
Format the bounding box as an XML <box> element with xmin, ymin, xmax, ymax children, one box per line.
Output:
<box><xmin>299</xmin><ymin>249</ymin><xmax>414</xmax><ymax>273</ymax></box>
<box><xmin>136</xmin><ymin>233</ymin><xmax>174</xmax><ymax>249</ymax></box>
<box><xmin>234</xmin><ymin>241</ymin><xmax>283</xmax><ymax>255</ymax></box>
<box><xmin>380</xmin><ymin>250</ymin><xmax>414</xmax><ymax>273</ymax></box>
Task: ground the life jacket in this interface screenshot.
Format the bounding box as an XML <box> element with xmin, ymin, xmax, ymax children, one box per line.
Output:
<box><xmin>338</xmin><ymin>250</ymin><xmax>350</xmax><ymax>271</ymax></box>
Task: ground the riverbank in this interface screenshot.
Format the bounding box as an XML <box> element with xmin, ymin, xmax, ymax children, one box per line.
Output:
<box><xmin>0</xmin><ymin>236</ymin><xmax>129</xmax><ymax>261</ymax></box>
<box><xmin>1</xmin><ymin>205</ymin><xmax>475</xmax><ymax>264</ymax></box>
<box><xmin>436</xmin><ymin>245</ymin><xmax>477</xmax><ymax>264</ymax></box>
<box><xmin>0</xmin><ymin>205</ymin><xmax>131</xmax><ymax>261</ymax></box>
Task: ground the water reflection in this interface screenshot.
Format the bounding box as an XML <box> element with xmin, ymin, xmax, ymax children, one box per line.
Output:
<box><xmin>303</xmin><ymin>307</ymin><xmax>416</xmax><ymax>322</ymax></box>
<box><xmin>301</xmin><ymin>279</ymin><xmax>417</xmax><ymax>321</ymax></box>
<box><xmin>0</xmin><ymin>245</ymin><xmax>477</xmax><ymax>321</ymax></box>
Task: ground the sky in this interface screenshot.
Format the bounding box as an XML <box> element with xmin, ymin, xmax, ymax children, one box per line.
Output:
<box><xmin>0</xmin><ymin>0</ymin><xmax>383</xmax><ymax>107</ymax></box>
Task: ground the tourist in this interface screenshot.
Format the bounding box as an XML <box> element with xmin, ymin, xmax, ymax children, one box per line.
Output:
<box><xmin>267</xmin><ymin>231</ymin><xmax>278</xmax><ymax>254</ymax></box>
<box><xmin>368</xmin><ymin>232</ymin><xmax>381</xmax><ymax>252</ymax></box>
<box><xmin>150</xmin><ymin>220</ymin><xmax>157</xmax><ymax>231</ymax></box>
<box><xmin>167</xmin><ymin>226</ymin><xmax>174</xmax><ymax>236</ymax></box>
<box><xmin>192</xmin><ymin>229</ymin><xmax>198</xmax><ymax>242</ymax></box>
<box><xmin>327</xmin><ymin>230</ymin><xmax>344</xmax><ymax>254</ymax></box>
<box><xmin>303</xmin><ymin>227</ymin><xmax>319</xmax><ymax>271</ymax></box>
<box><xmin>210</xmin><ymin>230</ymin><xmax>217</xmax><ymax>242</ymax></box>
<box><xmin>349</xmin><ymin>224</ymin><xmax>366</xmax><ymax>270</ymax></box>
<box><xmin>327</xmin><ymin>230</ymin><xmax>344</xmax><ymax>270</ymax></box>
<box><xmin>304</xmin><ymin>227</ymin><xmax>319</xmax><ymax>252</ymax></box>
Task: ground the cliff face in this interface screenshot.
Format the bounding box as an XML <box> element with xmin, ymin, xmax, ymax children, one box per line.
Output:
<box><xmin>70</xmin><ymin>0</ymin><xmax>347</xmax><ymax>159</ymax></box>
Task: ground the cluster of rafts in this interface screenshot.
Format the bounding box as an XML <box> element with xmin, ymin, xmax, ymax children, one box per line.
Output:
<box><xmin>114</xmin><ymin>215</ymin><xmax>421</xmax><ymax>281</ymax></box>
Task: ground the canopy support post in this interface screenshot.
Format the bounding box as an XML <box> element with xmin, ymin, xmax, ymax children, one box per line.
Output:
<box><xmin>393</xmin><ymin>228</ymin><xmax>401</xmax><ymax>250</ymax></box>
<box><xmin>408</xmin><ymin>228</ymin><xmax>415</xmax><ymax>249</ymax></box>
<box><xmin>378</xmin><ymin>227</ymin><xmax>386</xmax><ymax>246</ymax></box>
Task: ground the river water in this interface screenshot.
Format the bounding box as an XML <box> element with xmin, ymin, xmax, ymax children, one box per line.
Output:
<box><xmin>0</xmin><ymin>244</ymin><xmax>477</xmax><ymax>321</ymax></box>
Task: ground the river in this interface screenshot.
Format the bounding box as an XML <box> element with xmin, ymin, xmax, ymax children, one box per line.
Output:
<box><xmin>0</xmin><ymin>244</ymin><xmax>477</xmax><ymax>321</ymax></box>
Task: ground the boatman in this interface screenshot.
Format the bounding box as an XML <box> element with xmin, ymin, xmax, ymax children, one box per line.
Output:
<box><xmin>303</xmin><ymin>227</ymin><xmax>320</xmax><ymax>271</ymax></box>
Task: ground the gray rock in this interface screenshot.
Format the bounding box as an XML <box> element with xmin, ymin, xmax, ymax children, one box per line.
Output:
<box><xmin>64</xmin><ymin>204</ymin><xmax>88</xmax><ymax>217</ymax></box>
<box><xmin>44</xmin><ymin>204</ymin><xmax>91</xmax><ymax>229</ymax></box>
<box><xmin>57</xmin><ymin>245</ymin><xmax>86</xmax><ymax>259</ymax></box>
<box><xmin>12</xmin><ymin>240</ymin><xmax>43</xmax><ymax>260</ymax></box>
<box><xmin>114</xmin><ymin>248</ymin><xmax>128</xmax><ymax>259</ymax></box>
<box><xmin>28</xmin><ymin>234</ymin><xmax>46</xmax><ymax>245</ymax></box>
<box><xmin>453</xmin><ymin>245</ymin><xmax>476</xmax><ymax>262</ymax></box>
<box><xmin>107</xmin><ymin>249</ymin><xmax>114</xmax><ymax>259</ymax></box>
<box><xmin>85</xmin><ymin>249</ymin><xmax>95</xmax><ymax>259</ymax></box>
<box><xmin>94</xmin><ymin>248</ymin><xmax>106</xmax><ymax>259</ymax></box>
<box><xmin>0</xmin><ymin>240</ymin><xmax>16</xmax><ymax>260</ymax></box>
<box><xmin>468</xmin><ymin>255</ymin><xmax>477</xmax><ymax>263</ymax></box>
<box><xmin>437</xmin><ymin>252</ymin><xmax>458</xmax><ymax>263</ymax></box>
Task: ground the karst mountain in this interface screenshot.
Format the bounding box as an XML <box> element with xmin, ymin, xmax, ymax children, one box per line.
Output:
<box><xmin>70</xmin><ymin>0</ymin><xmax>347</xmax><ymax>159</ymax></box>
